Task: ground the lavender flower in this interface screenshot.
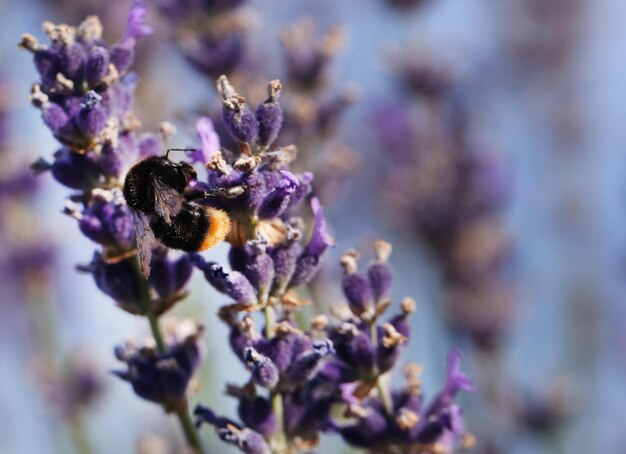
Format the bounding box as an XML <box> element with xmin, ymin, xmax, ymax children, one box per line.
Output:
<box><xmin>157</xmin><ymin>0</ymin><xmax>250</xmax><ymax>80</ymax></box>
<box><xmin>0</xmin><ymin>79</ymin><xmax>55</xmax><ymax>278</ymax></box>
<box><xmin>280</xmin><ymin>19</ymin><xmax>344</xmax><ymax>92</ymax></box>
<box><xmin>195</xmin><ymin>238</ymin><xmax>473</xmax><ymax>453</ymax></box>
<box><xmin>35</xmin><ymin>351</ymin><xmax>105</xmax><ymax>420</ymax></box>
<box><xmin>374</xmin><ymin>52</ymin><xmax>516</xmax><ymax>349</ymax></box>
<box><xmin>336</xmin><ymin>351</ymin><xmax>474</xmax><ymax>453</ymax></box>
<box><xmin>22</xmin><ymin>6</ymin><xmax>474</xmax><ymax>452</ymax></box>
<box><xmin>276</xmin><ymin>18</ymin><xmax>358</xmax><ymax>207</ymax></box>
<box><xmin>114</xmin><ymin>320</ymin><xmax>204</xmax><ymax>411</ymax></box>
<box><xmin>22</xmin><ymin>4</ymin><xmax>207</xmax><ymax>451</ymax></box>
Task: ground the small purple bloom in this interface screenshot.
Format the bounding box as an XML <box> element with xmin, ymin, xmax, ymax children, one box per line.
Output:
<box><xmin>148</xmin><ymin>250</ymin><xmax>194</xmax><ymax>303</ymax></box>
<box><xmin>342</xmin><ymin>271</ymin><xmax>375</xmax><ymax>317</ymax></box>
<box><xmin>192</xmin><ymin>116</ymin><xmax>221</xmax><ymax>164</ymax></box>
<box><xmin>117</xmin><ymin>0</ymin><xmax>153</xmax><ymax>49</ymax></box>
<box><xmin>269</xmin><ymin>238</ymin><xmax>302</xmax><ymax>294</ymax></box>
<box><xmin>256</xmin><ymin>170</ymin><xmax>299</xmax><ymax>219</ymax></box>
<box><xmin>285</xmin><ymin>338</ymin><xmax>334</xmax><ymax>384</ymax></box>
<box><xmin>289</xmin><ymin>197</ymin><xmax>334</xmax><ymax>287</ymax></box>
<box><xmin>256</xmin><ymin>80</ymin><xmax>283</xmax><ymax>148</ymax></box>
<box><xmin>77</xmin><ymin>91</ymin><xmax>107</xmax><ymax>138</ymax></box>
<box><xmin>238</xmin><ymin>396</ymin><xmax>277</xmax><ymax>437</ymax></box>
<box><xmin>77</xmin><ymin>189</ymin><xmax>135</xmax><ymax>250</ymax></box>
<box><xmin>196</xmin><ymin>404</ymin><xmax>272</xmax><ymax>453</ymax></box>
<box><xmin>222</xmin><ymin>97</ymin><xmax>259</xmax><ymax>145</ymax></box>
<box><xmin>192</xmin><ymin>256</ymin><xmax>258</xmax><ymax>307</ymax></box>
<box><xmin>243</xmin><ymin>347</ymin><xmax>279</xmax><ymax>389</ymax></box>
<box><xmin>240</xmin><ymin>240</ymin><xmax>275</xmax><ymax>303</ymax></box>
<box><xmin>84</xmin><ymin>45</ymin><xmax>110</xmax><ymax>86</ymax></box>
<box><xmin>41</xmin><ymin>102</ymin><xmax>69</xmax><ymax>135</ymax></box>
<box><xmin>114</xmin><ymin>321</ymin><xmax>204</xmax><ymax>410</ymax></box>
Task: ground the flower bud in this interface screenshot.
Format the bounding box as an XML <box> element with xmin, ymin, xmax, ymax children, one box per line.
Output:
<box><xmin>256</xmin><ymin>80</ymin><xmax>283</xmax><ymax>148</ymax></box>
<box><xmin>50</xmin><ymin>147</ymin><xmax>101</xmax><ymax>189</ymax></box>
<box><xmin>257</xmin><ymin>170</ymin><xmax>299</xmax><ymax>219</ymax></box>
<box><xmin>192</xmin><ymin>256</ymin><xmax>258</xmax><ymax>306</ymax></box>
<box><xmin>77</xmin><ymin>91</ymin><xmax>107</xmax><ymax>138</ymax></box>
<box><xmin>286</xmin><ymin>338</ymin><xmax>334</xmax><ymax>384</ymax></box>
<box><xmin>243</xmin><ymin>347</ymin><xmax>279</xmax><ymax>389</ymax></box>
<box><xmin>289</xmin><ymin>198</ymin><xmax>334</xmax><ymax>287</ymax></box>
<box><xmin>41</xmin><ymin>102</ymin><xmax>69</xmax><ymax>136</ymax></box>
<box><xmin>148</xmin><ymin>251</ymin><xmax>193</xmax><ymax>303</ymax></box>
<box><xmin>241</xmin><ymin>240</ymin><xmax>275</xmax><ymax>303</ymax></box>
<box><xmin>114</xmin><ymin>321</ymin><xmax>203</xmax><ymax>410</ymax></box>
<box><xmin>84</xmin><ymin>45</ymin><xmax>110</xmax><ymax>86</ymax></box>
<box><xmin>90</xmin><ymin>254</ymin><xmax>140</xmax><ymax>309</ymax></box>
<box><xmin>217</xmin><ymin>76</ymin><xmax>259</xmax><ymax>145</ymax></box>
<box><xmin>238</xmin><ymin>396</ymin><xmax>277</xmax><ymax>437</ymax></box>
<box><xmin>368</xmin><ymin>240</ymin><xmax>393</xmax><ymax>302</ymax></box>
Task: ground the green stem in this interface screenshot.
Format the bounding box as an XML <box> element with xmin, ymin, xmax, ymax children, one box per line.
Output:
<box><xmin>131</xmin><ymin>257</ymin><xmax>206</xmax><ymax>454</ymax></box>
<box><xmin>176</xmin><ymin>407</ymin><xmax>205</xmax><ymax>453</ymax></box>
<box><xmin>376</xmin><ymin>377</ymin><xmax>394</xmax><ymax>417</ymax></box>
<box><xmin>270</xmin><ymin>391</ymin><xmax>288</xmax><ymax>453</ymax></box>
<box><xmin>264</xmin><ymin>304</ymin><xmax>276</xmax><ymax>338</ymax></box>
<box><xmin>368</xmin><ymin>319</ymin><xmax>393</xmax><ymax>417</ymax></box>
<box><xmin>69</xmin><ymin>416</ymin><xmax>92</xmax><ymax>454</ymax></box>
<box><xmin>147</xmin><ymin>311</ymin><xmax>166</xmax><ymax>352</ymax></box>
<box><xmin>263</xmin><ymin>304</ymin><xmax>287</xmax><ymax>453</ymax></box>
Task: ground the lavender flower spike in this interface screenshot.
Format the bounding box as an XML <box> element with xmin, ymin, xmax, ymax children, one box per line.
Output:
<box><xmin>113</xmin><ymin>321</ymin><xmax>204</xmax><ymax>411</ymax></box>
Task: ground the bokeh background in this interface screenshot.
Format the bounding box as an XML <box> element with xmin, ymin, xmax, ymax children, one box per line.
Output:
<box><xmin>1</xmin><ymin>0</ymin><xmax>626</xmax><ymax>452</ymax></box>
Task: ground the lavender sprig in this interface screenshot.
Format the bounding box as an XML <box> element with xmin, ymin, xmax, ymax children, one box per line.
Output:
<box><xmin>21</xmin><ymin>5</ymin><xmax>474</xmax><ymax>452</ymax></box>
<box><xmin>193</xmin><ymin>235</ymin><xmax>475</xmax><ymax>453</ymax></box>
<box><xmin>185</xmin><ymin>102</ymin><xmax>474</xmax><ymax>450</ymax></box>
<box><xmin>20</xmin><ymin>2</ymin><xmax>205</xmax><ymax>452</ymax></box>
<box><xmin>156</xmin><ymin>0</ymin><xmax>250</xmax><ymax>80</ymax></box>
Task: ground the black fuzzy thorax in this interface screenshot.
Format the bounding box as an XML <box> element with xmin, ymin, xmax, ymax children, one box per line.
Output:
<box><xmin>123</xmin><ymin>156</ymin><xmax>197</xmax><ymax>214</ymax></box>
<box><xmin>151</xmin><ymin>203</ymin><xmax>209</xmax><ymax>251</ymax></box>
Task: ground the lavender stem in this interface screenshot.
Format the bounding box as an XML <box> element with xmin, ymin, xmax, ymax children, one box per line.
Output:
<box><xmin>263</xmin><ymin>304</ymin><xmax>287</xmax><ymax>452</ymax></box>
<box><xmin>270</xmin><ymin>391</ymin><xmax>287</xmax><ymax>453</ymax></box>
<box><xmin>131</xmin><ymin>257</ymin><xmax>206</xmax><ymax>453</ymax></box>
<box><xmin>376</xmin><ymin>377</ymin><xmax>394</xmax><ymax>418</ymax></box>
<box><xmin>69</xmin><ymin>417</ymin><xmax>92</xmax><ymax>454</ymax></box>
<box><xmin>176</xmin><ymin>409</ymin><xmax>205</xmax><ymax>453</ymax></box>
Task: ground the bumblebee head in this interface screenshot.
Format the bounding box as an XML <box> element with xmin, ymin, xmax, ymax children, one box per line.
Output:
<box><xmin>163</xmin><ymin>148</ymin><xmax>198</xmax><ymax>186</ymax></box>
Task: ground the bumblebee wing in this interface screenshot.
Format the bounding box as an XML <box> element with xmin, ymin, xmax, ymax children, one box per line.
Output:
<box><xmin>133</xmin><ymin>211</ymin><xmax>157</xmax><ymax>278</ymax></box>
<box><xmin>153</xmin><ymin>177</ymin><xmax>183</xmax><ymax>224</ymax></box>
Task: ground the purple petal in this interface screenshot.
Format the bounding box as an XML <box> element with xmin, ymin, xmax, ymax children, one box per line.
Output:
<box><xmin>194</xmin><ymin>116</ymin><xmax>220</xmax><ymax>164</ymax></box>
<box><xmin>305</xmin><ymin>197</ymin><xmax>335</xmax><ymax>257</ymax></box>
<box><xmin>119</xmin><ymin>0</ymin><xmax>153</xmax><ymax>49</ymax></box>
<box><xmin>445</xmin><ymin>349</ymin><xmax>474</xmax><ymax>394</ymax></box>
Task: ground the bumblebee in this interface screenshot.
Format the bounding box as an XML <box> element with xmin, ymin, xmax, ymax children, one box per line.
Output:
<box><xmin>123</xmin><ymin>150</ymin><xmax>230</xmax><ymax>277</ymax></box>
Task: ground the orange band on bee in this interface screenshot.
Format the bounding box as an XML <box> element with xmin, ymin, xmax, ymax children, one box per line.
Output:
<box><xmin>198</xmin><ymin>208</ymin><xmax>231</xmax><ymax>251</ymax></box>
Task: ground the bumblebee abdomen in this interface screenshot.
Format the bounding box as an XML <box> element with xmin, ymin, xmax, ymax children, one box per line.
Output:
<box><xmin>152</xmin><ymin>205</ymin><xmax>230</xmax><ymax>252</ymax></box>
